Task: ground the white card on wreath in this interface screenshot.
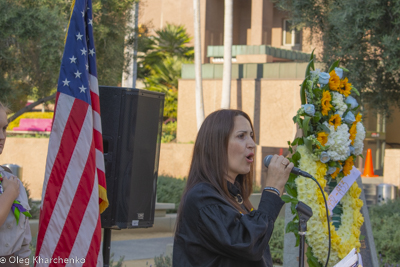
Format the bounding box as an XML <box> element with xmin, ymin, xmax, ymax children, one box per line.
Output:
<box><xmin>327</xmin><ymin>166</ymin><xmax>361</xmax><ymax>212</ymax></box>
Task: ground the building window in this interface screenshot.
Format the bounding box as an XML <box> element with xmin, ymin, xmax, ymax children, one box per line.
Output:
<box><xmin>283</xmin><ymin>20</ymin><xmax>301</xmax><ymax>47</ymax></box>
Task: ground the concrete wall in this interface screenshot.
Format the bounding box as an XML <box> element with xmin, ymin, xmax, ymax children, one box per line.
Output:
<box><xmin>0</xmin><ymin>138</ymin><xmax>49</xmax><ymax>201</ymax></box>
<box><xmin>0</xmin><ymin>139</ymin><xmax>194</xmax><ymax>200</ymax></box>
<box><xmin>383</xmin><ymin>149</ymin><xmax>400</xmax><ymax>187</ymax></box>
<box><xmin>177</xmin><ymin>78</ymin><xmax>302</xmax><ymax>146</ymax></box>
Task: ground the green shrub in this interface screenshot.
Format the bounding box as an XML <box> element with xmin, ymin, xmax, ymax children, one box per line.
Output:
<box><xmin>156</xmin><ymin>175</ymin><xmax>186</xmax><ymax>213</ymax></box>
<box><xmin>154</xmin><ymin>254</ymin><xmax>172</xmax><ymax>267</ymax></box>
<box><xmin>8</xmin><ymin>111</ymin><xmax>54</xmax><ymax>130</ymax></box>
<box><xmin>370</xmin><ymin>199</ymin><xmax>400</xmax><ymax>266</ymax></box>
<box><xmin>270</xmin><ymin>217</ymin><xmax>285</xmax><ymax>264</ymax></box>
<box><xmin>161</xmin><ymin>121</ymin><xmax>177</xmax><ymax>143</ymax></box>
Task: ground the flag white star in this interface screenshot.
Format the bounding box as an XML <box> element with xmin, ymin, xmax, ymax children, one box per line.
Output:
<box><xmin>89</xmin><ymin>49</ymin><xmax>95</xmax><ymax>56</ymax></box>
<box><xmin>74</xmin><ymin>70</ymin><xmax>82</xmax><ymax>78</ymax></box>
<box><xmin>88</xmin><ymin>19</ymin><xmax>93</xmax><ymax>26</ymax></box>
<box><xmin>69</xmin><ymin>56</ymin><xmax>77</xmax><ymax>63</ymax></box>
<box><xmin>79</xmin><ymin>85</ymin><xmax>87</xmax><ymax>93</ymax></box>
<box><xmin>62</xmin><ymin>78</ymin><xmax>70</xmax><ymax>86</ymax></box>
<box><xmin>81</xmin><ymin>11</ymin><xmax>85</xmax><ymax>17</ymax></box>
<box><xmin>81</xmin><ymin>48</ymin><xmax>87</xmax><ymax>55</ymax></box>
<box><xmin>86</xmin><ymin>64</ymin><xmax>89</xmax><ymax>70</ymax></box>
<box><xmin>76</xmin><ymin>33</ymin><xmax>83</xmax><ymax>40</ymax></box>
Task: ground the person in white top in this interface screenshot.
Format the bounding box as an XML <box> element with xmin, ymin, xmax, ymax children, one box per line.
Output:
<box><xmin>0</xmin><ymin>102</ymin><xmax>31</xmax><ymax>266</ymax></box>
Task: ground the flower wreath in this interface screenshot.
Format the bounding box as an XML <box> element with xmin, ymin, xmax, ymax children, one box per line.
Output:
<box><xmin>283</xmin><ymin>52</ymin><xmax>366</xmax><ymax>266</ymax></box>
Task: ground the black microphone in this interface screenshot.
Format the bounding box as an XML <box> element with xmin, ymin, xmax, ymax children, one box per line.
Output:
<box><xmin>263</xmin><ymin>155</ymin><xmax>313</xmax><ymax>178</ymax></box>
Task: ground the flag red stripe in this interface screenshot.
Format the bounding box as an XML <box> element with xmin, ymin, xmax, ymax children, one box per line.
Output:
<box><xmin>97</xmin><ymin>170</ymin><xmax>106</xmax><ymax>189</ymax></box>
<box><xmin>91</xmin><ymin>91</ymin><xmax>100</xmax><ymax>114</ymax></box>
<box><xmin>94</xmin><ymin>129</ymin><xmax>103</xmax><ymax>152</ymax></box>
<box><xmin>49</xmin><ymin>139</ymin><xmax>96</xmax><ymax>267</ymax></box>
<box><xmin>83</xmin><ymin>215</ymin><xmax>102</xmax><ymax>267</ymax></box>
<box><xmin>35</xmin><ymin>100</ymin><xmax>89</xmax><ymax>257</ymax></box>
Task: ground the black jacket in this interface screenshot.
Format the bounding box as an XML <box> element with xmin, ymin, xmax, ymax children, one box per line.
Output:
<box><xmin>173</xmin><ymin>182</ymin><xmax>284</xmax><ymax>267</ymax></box>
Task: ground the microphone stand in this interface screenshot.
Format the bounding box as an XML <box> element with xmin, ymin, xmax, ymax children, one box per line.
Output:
<box><xmin>296</xmin><ymin>201</ymin><xmax>313</xmax><ymax>267</ymax></box>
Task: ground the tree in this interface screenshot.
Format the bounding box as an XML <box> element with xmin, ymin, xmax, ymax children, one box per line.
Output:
<box><xmin>273</xmin><ymin>0</ymin><xmax>400</xmax><ymax>115</ymax></box>
<box><xmin>139</xmin><ymin>24</ymin><xmax>194</xmax><ymax>120</ymax></box>
<box><xmin>0</xmin><ymin>0</ymin><xmax>66</xmax><ymax>111</ymax></box>
<box><xmin>221</xmin><ymin>0</ymin><xmax>233</xmax><ymax>109</ymax></box>
<box><xmin>92</xmin><ymin>0</ymin><xmax>136</xmax><ymax>86</ymax></box>
<box><xmin>0</xmin><ymin>0</ymin><xmax>136</xmax><ymax>116</ymax></box>
<box><xmin>139</xmin><ymin>23</ymin><xmax>194</xmax><ymax>78</ymax></box>
<box><xmin>193</xmin><ymin>0</ymin><xmax>205</xmax><ymax>130</ymax></box>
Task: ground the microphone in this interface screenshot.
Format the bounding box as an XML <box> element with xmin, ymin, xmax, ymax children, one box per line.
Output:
<box><xmin>263</xmin><ymin>155</ymin><xmax>313</xmax><ymax>178</ymax></box>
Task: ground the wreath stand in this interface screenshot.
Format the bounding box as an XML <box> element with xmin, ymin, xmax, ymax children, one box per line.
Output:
<box><xmin>296</xmin><ymin>201</ymin><xmax>313</xmax><ymax>267</ymax></box>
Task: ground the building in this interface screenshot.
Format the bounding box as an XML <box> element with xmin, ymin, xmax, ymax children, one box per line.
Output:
<box><xmin>138</xmin><ymin>0</ymin><xmax>400</xmax><ymax>187</ymax></box>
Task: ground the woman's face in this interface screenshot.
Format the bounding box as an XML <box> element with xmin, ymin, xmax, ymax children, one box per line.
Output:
<box><xmin>0</xmin><ymin>108</ymin><xmax>7</xmax><ymax>155</ymax></box>
<box><xmin>226</xmin><ymin>115</ymin><xmax>255</xmax><ymax>183</ymax></box>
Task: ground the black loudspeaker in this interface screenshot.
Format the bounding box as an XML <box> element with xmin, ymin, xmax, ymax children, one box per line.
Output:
<box><xmin>99</xmin><ymin>86</ymin><xmax>164</xmax><ymax>229</ymax></box>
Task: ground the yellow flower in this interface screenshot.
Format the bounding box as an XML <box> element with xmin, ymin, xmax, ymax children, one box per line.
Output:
<box><xmin>349</xmin><ymin>123</ymin><xmax>357</xmax><ymax>145</ymax></box>
<box><xmin>331</xmin><ymin>167</ymin><xmax>340</xmax><ymax>179</ymax></box>
<box><xmin>321</xmin><ymin>91</ymin><xmax>333</xmax><ymax>116</ymax></box>
<box><xmin>343</xmin><ymin>157</ymin><xmax>354</xmax><ymax>176</ymax></box>
<box><xmin>317</xmin><ymin>132</ymin><xmax>329</xmax><ymax>147</ymax></box>
<box><xmin>329</xmin><ymin>70</ymin><xmax>341</xmax><ymax>91</ymax></box>
<box><xmin>329</xmin><ymin>114</ymin><xmax>342</xmax><ymax>130</ymax></box>
<box><xmin>355</xmin><ymin>113</ymin><xmax>362</xmax><ymax>123</ymax></box>
<box><xmin>316</xmin><ymin>161</ymin><xmax>327</xmax><ymax>178</ymax></box>
<box><xmin>339</xmin><ymin>78</ymin><xmax>352</xmax><ymax>97</ymax></box>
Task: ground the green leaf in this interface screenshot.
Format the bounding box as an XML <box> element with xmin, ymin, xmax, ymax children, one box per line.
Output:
<box><xmin>291</xmin><ymin>151</ymin><xmax>301</xmax><ymax>165</ymax></box>
<box><xmin>309</xmin><ymin>49</ymin><xmax>315</xmax><ymax>70</ymax></box>
<box><xmin>291</xmin><ymin>137</ymin><xmax>303</xmax><ymax>146</ymax></box>
<box><xmin>320</xmin><ymin>123</ymin><xmax>331</xmax><ymax>133</ymax></box>
<box><xmin>328</xmin><ymin>60</ymin><xmax>340</xmax><ymax>73</ymax></box>
<box><xmin>285</xmin><ymin>220</ymin><xmax>298</xmax><ymax>234</ymax></box>
<box><xmin>341</xmin><ymin>67</ymin><xmax>349</xmax><ymax>72</ymax></box>
<box><xmin>293</xmin><ymin>115</ymin><xmax>297</xmax><ymax>124</ymax></box>
<box><xmin>287</xmin><ymin>173</ymin><xmax>297</xmax><ymax>183</ymax></box>
<box><xmin>300</xmin><ymin>80</ymin><xmax>307</xmax><ymax>105</ymax></box>
<box><xmin>285</xmin><ymin>184</ymin><xmax>298</xmax><ymax>198</ymax></box>
<box><xmin>295</xmin><ymin>232</ymin><xmax>300</xmax><ymax>247</ymax></box>
<box><xmin>313</xmin><ymin>112</ymin><xmax>321</xmax><ymax>123</ymax></box>
<box><xmin>306</xmin><ymin>247</ymin><xmax>322</xmax><ymax>267</ymax></box>
<box><xmin>297</xmin><ymin>138</ymin><xmax>304</xmax><ymax>145</ymax></box>
<box><xmin>304</xmin><ymin>137</ymin><xmax>313</xmax><ymax>152</ymax></box>
<box><xmin>351</xmin><ymin>86</ymin><xmax>360</xmax><ymax>96</ymax></box>
<box><xmin>281</xmin><ymin>194</ymin><xmax>293</xmax><ymax>203</ymax></box>
<box><xmin>291</xmin><ymin>202</ymin><xmax>297</xmax><ymax>214</ymax></box>
<box><xmin>302</xmin><ymin>116</ymin><xmax>311</xmax><ymax>137</ymax></box>
<box><xmin>282</xmin><ymin>194</ymin><xmax>299</xmax><ymax>204</ymax></box>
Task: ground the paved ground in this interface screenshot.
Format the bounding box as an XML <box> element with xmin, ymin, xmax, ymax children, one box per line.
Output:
<box><xmin>104</xmin><ymin>230</ymin><xmax>174</xmax><ymax>267</ymax></box>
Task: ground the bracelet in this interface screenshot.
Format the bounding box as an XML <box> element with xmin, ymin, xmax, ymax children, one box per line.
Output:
<box><xmin>264</xmin><ymin>187</ymin><xmax>280</xmax><ymax>196</ymax></box>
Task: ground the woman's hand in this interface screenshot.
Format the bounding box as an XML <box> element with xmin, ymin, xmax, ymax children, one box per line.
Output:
<box><xmin>2</xmin><ymin>176</ymin><xmax>20</xmax><ymax>200</ymax></box>
<box><xmin>264</xmin><ymin>155</ymin><xmax>294</xmax><ymax>196</ymax></box>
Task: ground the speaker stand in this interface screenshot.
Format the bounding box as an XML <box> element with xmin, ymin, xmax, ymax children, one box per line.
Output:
<box><xmin>103</xmin><ymin>228</ymin><xmax>112</xmax><ymax>267</ymax></box>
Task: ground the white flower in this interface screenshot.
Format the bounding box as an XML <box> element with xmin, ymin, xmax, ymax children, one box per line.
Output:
<box><xmin>354</xmin><ymin>122</ymin><xmax>365</xmax><ymax>155</ymax></box>
<box><xmin>331</xmin><ymin>92</ymin><xmax>347</xmax><ymax>117</ymax></box>
<box><xmin>324</xmin><ymin>122</ymin><xmax>351</xmax><ymax>161</ymax></box>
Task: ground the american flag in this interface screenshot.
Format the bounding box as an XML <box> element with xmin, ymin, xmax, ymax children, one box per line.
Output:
<box><xmin>35</xmin><ymin>0</ymin><xmax>108</xmax><ymax>266</ymax></box>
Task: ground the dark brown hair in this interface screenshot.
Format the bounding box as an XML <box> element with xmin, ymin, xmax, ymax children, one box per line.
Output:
<box><xmin>176</xmin><ymin>109</ymin><xmax>256</xmax><ymax>227</ymax></box>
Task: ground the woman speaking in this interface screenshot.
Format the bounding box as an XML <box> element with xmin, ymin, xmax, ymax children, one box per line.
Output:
<box><xmin>173</xmin><ymin>109</ymin><xmax>293</xmax><ymax>267</ymax></box>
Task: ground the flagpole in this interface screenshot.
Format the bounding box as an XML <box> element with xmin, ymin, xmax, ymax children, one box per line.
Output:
<box><xmin>103</xmin><ymin>228</ymin><xmax>112</xmax><ymax>267</ymax></box>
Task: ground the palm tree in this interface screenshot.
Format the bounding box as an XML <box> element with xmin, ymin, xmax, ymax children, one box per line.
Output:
<box><xmin>221</xmin><ymin>0</ymin><xmax>233</xmax><ymax>109</ymax></box>
<box><xmin>141</xmin><ymin>24</ymin><xmax>194</xmax><ymax>120</ymax></box>
<box><xmin>193</xmin><ymin>0</ymin><xmax>205</xmax><ymax>130</ymax></box>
